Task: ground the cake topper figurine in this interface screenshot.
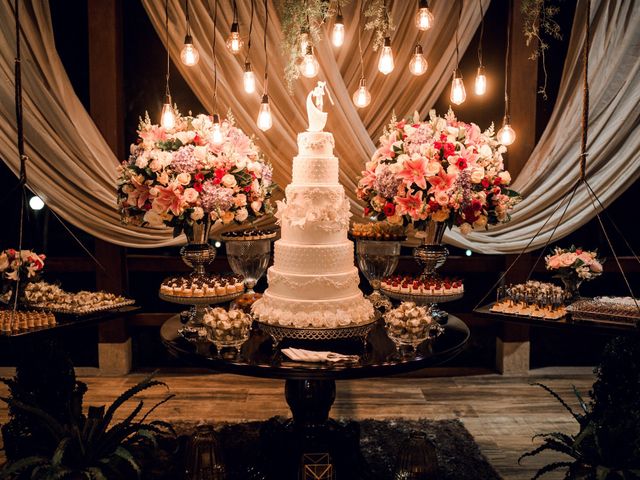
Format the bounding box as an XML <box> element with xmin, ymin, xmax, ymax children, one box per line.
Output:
<box><xmin>306</xmin><ymin>81</ymin><xmax>334</xmax><ymax>132</ymax></box>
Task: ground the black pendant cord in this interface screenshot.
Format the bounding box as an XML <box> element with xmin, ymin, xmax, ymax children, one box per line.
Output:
<box><xmin>503</xmin><ymin>0</ymin><xmax>512</xmax><ymax>119</ymax></box>
<box><xmin>165</xmin><ymin>0</ymin><xmax>171</xmax><ymax>98</ymax></box>
<box><xmin>357</xmin><ymin>0</ymin><xmax>365</xmax><ymax>80</ymax></box>
<box><xmin>245</xmin><ymin>0</ymin><xmax>254</xmax><ymax>64</ymax></box>
<box><xmin>477</xmin><ymin>0</ymin><xmax>484</xmax><ymax>67</ymax></box>
<box><xmin>212</xmin><ymin>0</ymin><xmax>218</xmax><ymax>112</ymax></box>
<box><xmin>185</xmin><ymin>0</ymin><xmax>191</xmax><ymax>36</ymax></box>
<box><xmin>262</xmin><ymin>0</ymin><xmax>268</xmax><ymax>94</ymax></box>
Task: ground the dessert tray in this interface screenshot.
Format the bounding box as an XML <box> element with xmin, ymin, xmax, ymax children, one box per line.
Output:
<box><xmin>221</xmin><ymin>228</ymin><xmax>279</xmax><ymax>241</ymax></box>
<box><xmin>159</xmin><ymin>291</ymin><xmax>242</xmax><ymax>306</ymax></box>
<box><xmin>23</xmin><ymin>282</ymin><xmax>135</xmax><ymax>316</ymax></box>
<box><xmin>380</xmin><ymin>276</ymin><xmax>464</xmax><ymax>305</ymax></box>
<box><xmin>257</xmin><ymin>319</ymin><xmax>378</xmax><ymax>345</ymax></box>
<box><xmin>349</xmin><ymin>222</ymin><xmax>406</xmax><ymax>242</ymax></box>
<box><xmin>382</xmin><ymin>290</ymin><xmax>464</xmax><ymax>305</ymax></box>
<box><xmin>567</xmin><ymin>297</ymin><xmax>640</xmax><ymax>326</ymax></box>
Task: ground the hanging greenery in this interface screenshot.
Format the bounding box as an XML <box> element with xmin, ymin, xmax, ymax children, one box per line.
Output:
<box><xmin>364</xmin><ymin>0</ymin><xmax>395</xmax><ymax>51</ymax></box>
<box><xmin>277</xmin><ymin>0</ymin><xmax>335</xmax><ymax>92</ymax></box>
<box><xmin>521</xmin><ymin>0</ymin><xmax>563</xmax><ymax>100</ymax></box>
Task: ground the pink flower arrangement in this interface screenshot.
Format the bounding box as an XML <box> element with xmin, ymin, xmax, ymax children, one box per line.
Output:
<box><xmin>356</xmin><ymin>109</ymin><xmax>520</xmax><ymax>232</ymax></box>
<box><xmin>0</xmin><ymin>249</ymin><xmax>46</xmax><ymax>281</ymax></box>
<box><xmin>117</xmin><ymin>112</ymin><xmax>275</xmax><ymax>237</ymax></box>
<box><xmin>545</xmin><ymin>246</ymin><xmax>603</xmax><ymax>281</ymax></box>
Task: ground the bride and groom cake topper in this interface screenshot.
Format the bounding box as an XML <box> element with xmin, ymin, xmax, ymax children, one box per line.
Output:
<box><xmin>307</xmin><ymin>81</ymin><xmax>334</xmax><ymax>132</ymax></box>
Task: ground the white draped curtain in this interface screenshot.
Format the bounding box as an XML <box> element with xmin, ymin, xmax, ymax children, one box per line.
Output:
<box><xmin>0</xmin><ymin>0</ymin><xmax>638</xmax><ymax>253</ymax></box>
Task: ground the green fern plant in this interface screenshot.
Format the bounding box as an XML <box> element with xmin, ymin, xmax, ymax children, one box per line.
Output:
<box><xmin>520</xmin><ymin>335</ymin><xmax>640</xmax><ymax>480</ymax></box>
<box><xmin>0</xmin><ymin>373</ymin><xmax>176</xmax><ymax>479</ymax></box>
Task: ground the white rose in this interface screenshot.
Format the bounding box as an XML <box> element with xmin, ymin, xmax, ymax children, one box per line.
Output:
<box><xmin>0</xmin><ymin>253</ymin><xmax>8</xmax><ymax>271</ymax></box>
<box><xmin>221</xmin><ymin>211</ymin><xmax>235</xmax><ymax>224</ymax></box>
<box><xmin>250</xmin><ymin>200</ymin><xmax>263</xmax><ymax>212</ymax></box>
<box><xmin>479</xmin><ymin>144</ymin><xmax>493</xmax><ymax>158</ymax></box>
<box><xmin>498</xmin><ymin>171</ymin><xmax>511</xmax><ymax>184</ymax></box>
<box><xmin>247</xmin><ymin>161</ymin><xmax>262</xmax><ymax>174</ymax></box>
<box><xmin>143</xmin><ymin>209</ymin><xmax>166</xmax><ymax>227</ymax></box>
<box><xmin>235</xmin><ymin>207</ymin><xmax>249</xmax><ymax>222</ymax></box>
<box><xmin>183</xmin><ymin>187</ymin><xmax>199</xmax><ymax>203</ymax></box>
<box><xmin>194</xmin><ymin>146</ymin><xmax>208</xmax><ymax>162</ymax></box>
<box><xmin>149</xmin><ymin>158</ymin><xmax>163</xmax><ymax>172</ymax></box>
<box><xmin>190</xmin><ymin>207</ymin><xmax>204</xmax><ymax>221</ymax></box>
<box><xmin>175</xmin><ymin>131</ymin><xmax>196</xmax><ymax>144</ymax></box>
<box><xmin>135</xmin><ymin>154</ymin><xmax>149</xmax><ymax>169</ymax></box>
<box><xmin>159</xmin><ymin>151</ymin><xmax>173</xmax><ymax>168</ymax></box>
<box><xmin>221</xmin><ymin>174</ymin><xmax>237</xmax><ymax>188</ymax></box>
<box><xmin>446</xmin><ymin>164</ymin><xmax>460</xmax><ymax>176</ymax></box>
<box><xmin>234</xmin><ymin>158</ymin><xmax>247</xmax><ymax>171</ymax></box>
<box><xmin>234</xmin><ymin>194</ymin><xmax>247</xmax><ymax>207</ymax></box>
<box><xmin>396</xmin><ymin>154</ymin><xmax>410</xmax><ymax>166</ymax></box>
<box><xmin>387</xmin><ymin>162</ymin><xmax>404</xmax><ymax>174</ymax></box>
<box><xmin>470</xmin><ymin>167</ymin><xmax>485</xmax><ymax>184</ymax></box>
<box><xmin>176</xmin><ymin>172</ymin><xmax>191</xmax><ymax>186</ymax></box>
<box><xmin>459</xmin><ymin>223</ymin><xmax>472</xmax><ymax>235</ymax></box>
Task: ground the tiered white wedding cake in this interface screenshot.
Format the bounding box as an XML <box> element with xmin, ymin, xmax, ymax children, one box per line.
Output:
<box><xmin>252</xmin><ymin>82</ymin><xmax>373</xmax><ymax>328</ymax></box>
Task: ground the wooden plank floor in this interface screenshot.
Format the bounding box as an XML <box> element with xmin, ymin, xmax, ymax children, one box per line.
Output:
<box><xmin>0</xmin><ymin>370</ymin><xmax>595</xmax><ymax>479</ymax></box>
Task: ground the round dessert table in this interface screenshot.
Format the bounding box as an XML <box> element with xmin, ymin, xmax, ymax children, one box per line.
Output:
<box><xmin>161</xmin><ymin>315</ymin><xmax>469</xmax><ymax>478</ymax></box>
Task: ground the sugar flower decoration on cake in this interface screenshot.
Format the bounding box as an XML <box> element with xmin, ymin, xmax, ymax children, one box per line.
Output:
<box><xmin>117</xmin><ymin>111</ymin><xmax>275</xmax><ymax>237</ymax></box>
<box><xmin>356</xmin><ymin>109</ymin><xmax>521</xmax><ymax>233</ymax></box>
<box><xmin>545</xmin><ymin>246</ymin><xmax>603</xmax><ymax>281</ymax></box>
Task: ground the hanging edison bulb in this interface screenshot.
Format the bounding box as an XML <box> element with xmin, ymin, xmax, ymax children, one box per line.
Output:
<box><xmin>257</xmin><ymin>95</ymin><xmax>273</xmax><ymax>131</ymax></box>
<box><xmin>497</xmin><ymin>116</ymin><xmax>516</xmax><ymax>145</ymax></box>
<box><xmin>415</xmin><ymin>0</ymin><xmax>434</xmax><ymax>31</ymax></box>
<box><xmin>180</xmin><ymin>34</ymin><xmax>200</xmax><ymax>66</ymax></box>
<box><xmin>378</xmin><ymin>37</ymin><xmax>394</xmax><ymax>75</ymax></box>
<box><xmin>450</xmin><ymin>71</ymin><xmax>466</xmax><ymax>105</ymax></box>
<box><xmin>160</xmin><ymin>96</ymin><xmax>175</xmax><ymax>130</ymax></box>
<box><xmin>243</xmin><ymin>62</ymin><xmax>256</xmax><ymax>94</ymax></box>
<box><xmin>299</xmin><ymin>30</ymin><xmax>310</xmax><ymax>55</ymax></box>
<box><xmin>352</xmin><ymin>78</ymin><xmax>371</xmax><ymax>108</ymax></box>
<box><xmin>475</xmin><ymin>65</ymin><xmax>487</xmax><ymax>96</ymax></box>
<box><xmin>299</xmin><ymin>45</ymin><xmax>320</xmax><ymax>78</ymax></box>
<box><xmin>226</xmin><ymin>22</ymin><xmax>244</xmax><ymax>54</ymax></box>
<box><xmin>409</xmin><ymin>44</ymin><xmax>428</xmax><ymax>76</ymax></box>
<box><xmin>211</xmin><ymin>114</ymin><xmax>224</xmax><ymax>144</ymax></box>
<box><xmin>332</xmin><ymin>14</ymin><xmax>345</xmax><ymax>47</ymax></box>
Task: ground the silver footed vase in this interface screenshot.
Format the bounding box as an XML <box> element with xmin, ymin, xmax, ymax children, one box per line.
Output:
<box><xmin>180</xmin><ymin>219</ymin><xmax>216</xmax><ymax>277</ymax></box>
<box><xmin>413</xmin><ymin>221</ymin><xmax>450</xmax><ymax>323</ymax></box>
<box><xmin>413</xmin><ymin>221</ymin><xmax>448</xmax><ymax>279</ymax></box>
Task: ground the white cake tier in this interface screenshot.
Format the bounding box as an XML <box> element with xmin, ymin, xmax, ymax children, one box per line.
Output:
<box><xmin>291</xmin><ymin>156</ymin><xmax>339</xmax><ymax>185</ymax></box>
<box><xmin>275</xmin><ymin>185</ymin><xmax>351</xmax><ymax>245</ymax></box>
<box><xmin>297</xmin><ymin>131</ymin><xmax>335</xmax><ymax>156</ymax></box>
<box><xmin>266</xmin><ymin>266</ymin><xmax>360</xmax><ymax>300</ymax></box>
<box><xmin>251</xmin><ymin>291</ymin><xmax>374</xmax><ymax>328</ymax></box>
<box><xmin>274</xmin><ymin>241</ymin><xmax>355</xmax><ymax>275</ymax></box>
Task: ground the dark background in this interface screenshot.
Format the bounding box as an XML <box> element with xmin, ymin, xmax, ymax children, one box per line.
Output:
<box><xmin>0</xmin><ymin>1</ymin><xmax>637</xmax><ymax>370</ymax></box>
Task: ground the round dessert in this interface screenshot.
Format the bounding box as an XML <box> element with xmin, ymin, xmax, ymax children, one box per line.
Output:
<box><xmin>221</xmin><ymin>229</ymin><xmax>279</xmax><ymax>241</ymax></box>
<box><xmin>159</xmin><ymin>274</ymin><xmax>244</xmax><ymax>299</ymax></box>
<box><xmin>24</xmin><ymin>281</ymin><xmax>134</xmax><ymax>314</ymax></box>
<box><xmin>381</xmin><ymin>275</ymin><xmax>464</xmax><ymax>297</ymax></box>
<box><xmin>203</xmin><ymin>307</ymin><xmax>252</xmax><ymax>348</ymax></box>
<box><xmin>231</xmin><ymin>292</ymin><xmax>263</xmax><ymax>313</ymax></box>
<box><xmin>384</xmin><ymin>302</ymin><xmax>441</xmax><ymax>347</ymax></box>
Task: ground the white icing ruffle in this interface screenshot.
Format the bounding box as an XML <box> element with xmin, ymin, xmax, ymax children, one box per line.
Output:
<box><xmin>275</xmin><ymin>187</ymin><xmax>351</xmax><ymax>233</ymax></box>
<box><xmin>251</xmin><ymin>293</ymin><xmax>374</xmax><ymax>328</ymax></box>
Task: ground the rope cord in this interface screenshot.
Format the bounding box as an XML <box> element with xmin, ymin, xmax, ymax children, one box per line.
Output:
<box><xmin>579</xmin><ymin>0</ymin><xmax>590</xmax><ymax>180</ymax></box>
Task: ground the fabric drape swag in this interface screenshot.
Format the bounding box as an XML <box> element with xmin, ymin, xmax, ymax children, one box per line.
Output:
<box><xmin>0</xmin><ymin>0</ymin><xmax>637</xmax><ymax>253</ymax></box>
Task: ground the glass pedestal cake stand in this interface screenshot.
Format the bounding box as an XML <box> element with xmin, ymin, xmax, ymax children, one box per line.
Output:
<box><xmin>355</xmin><ymin>239</ymin><xmax>401</xmax><ymax>312</ymax></box>
<box><xmin>226</xmin><ymin>237</ymin><xmax>272</xmax><ymax>295</ymax></box>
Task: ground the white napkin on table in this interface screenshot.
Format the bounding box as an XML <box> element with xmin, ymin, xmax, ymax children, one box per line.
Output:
<box><xmin>281</xmin><ymin>347</ymin><xmax>359</xmax><ymax>363</ymax></box>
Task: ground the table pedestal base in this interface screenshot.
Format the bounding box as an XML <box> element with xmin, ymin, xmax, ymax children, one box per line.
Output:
<box><xmin>259</xmin><ymin>379</ymin><xmax>363</xmax><ymax>479</ymax></box>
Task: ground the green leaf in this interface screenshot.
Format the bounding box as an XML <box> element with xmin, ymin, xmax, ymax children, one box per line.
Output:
<box><xmin>1</xmin><ymin>455</ymin><xmax>49</xmax><ymax>475</ymax></box>
<box><xmin>52</xmin><ymin>437</ymin><xmax>70</xmax><ymax>467</ymax></box>
<box><xmin>533</xmin><ymin>383</ymin><xmax>582</xmax><ymax>422</ymax></box>
<box><xmin>112</xmin><ymin>446</ymin><xmax>141</xmax><ymax>478</ymax></box>
<box><xmin>531</xmin><ymin>461</ymin><xmax>574</xmax><ymax>480</ymax></box>
<box><xmin>86</xmin><ymin>467</ymin><xmax>109</xmax><ymax>480</ymax></box>
<box><xmin>0</xmin><ymin>395</ymin><xmax>66</xmax><ymax>441</ymax></box>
